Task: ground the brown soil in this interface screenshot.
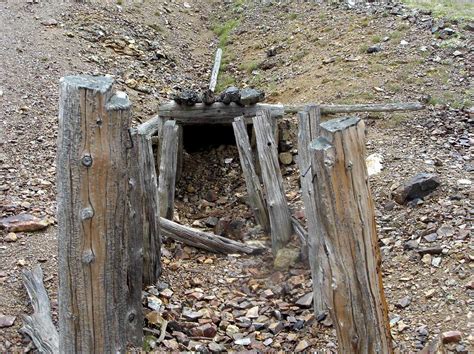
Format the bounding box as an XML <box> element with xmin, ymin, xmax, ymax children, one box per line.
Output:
<box><xmin>0</xmin><ymin>0</ymin><xmax>472</xmax><ymax>352</ymax></box>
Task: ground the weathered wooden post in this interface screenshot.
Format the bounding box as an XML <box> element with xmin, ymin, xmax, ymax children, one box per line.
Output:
<box><xmin>130</xmin><ymin>115</ymin><xmax>162</xmax><ymax>286</ymax></box>
<box><xmin>297</xmin><ymin>105</ymin><xmax>326</xmax><ymax>316</ymax></box>
<box><xmin>309</xmin><ymin>116</ymin><xmax>392</xmax><ymax>353</ymax></box>
<box><xmin>253</xmin><ymin>109</ymin><xmax>292</xmax><ymax>254</ymax></box>
<box><xmin>232</xmin><ymin>116</ymin><xmax>270</xmax><ymax>232</ymax></box>
<box><xmin>57</xmin><ymin>75</ymin><xmax>142</xmax><ymax>352</ymax></box>
<box><xmin>158</xmin><ymin>120</ymin><xmax>179</xmax><ymax>220</ymax></box>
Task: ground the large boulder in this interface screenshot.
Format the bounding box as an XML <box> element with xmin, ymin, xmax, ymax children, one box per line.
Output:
<box><xmin>392</xmin><ymin>173</ymin><xmax>440</xmax><ymax>204</ymax></box>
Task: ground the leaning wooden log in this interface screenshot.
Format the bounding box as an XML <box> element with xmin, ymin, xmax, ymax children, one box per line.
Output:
<box><xmin>209</xmin><ymin>48</ymin><xmax>222</xmax><ymax>93</ymax></box>
<box><xmin>310</xmin><ymin>116</ymin><xmax>392</xmax><ymax>353</ymax></box>
<box><xmin>253</xmin><ymin>109</ymin><xmax>293</xmax><ymax>254</ymax></box>
<box><xmin>232</xmin><ymin>116</ymin><xmax>270</xmax><ymax>232</ymax></box>
<box><xmin>290</xmin><ymin>216</ymin><xmax>308</xmax><ymax>264</ymax></box>
<box><xmin>57</xmin><ymin>75</ymin><xmax>140</xmax><ymax>351</ymax></box>
<box><xmin>21</xmin><ymin>265</ymin><xmax>59</xmax><ymax>354</ymax></box>
<box><xmin>160</xmin><ymin>217</ymin><xmax>264</xmax><ymax>255</ymax></box>
<box><xmin>158</xmin><ymin>120</ymin><xmax>179</xmax><ymax>219</ymax></box>
<box><xmin>158</xmin><ymin>101</ymin><xmax>424</xmax><ymax>123</ymax></box>
<box><xmin>297</xmin><ymin>105</ymin><xmax>326</xmax><ymax>316</ymax></box>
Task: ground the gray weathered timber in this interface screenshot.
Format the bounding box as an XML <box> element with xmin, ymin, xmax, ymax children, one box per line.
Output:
<box><xmin>232</xmin><ymin>117</ymin><xmax>270</xmax><ymax>232</ymax></box>
<box><xmin>158</xmin><ymin>102</ymin><xmax>284</xmax><ymax>124</ymax></box>
<box><xmin>154</xmin><ymin>116</ymin><xmax>167</xmax><ymax>180</ymax></box>
<box><xmin>253</xmin><ymin>110</ymin><xmax>293</xmax><ymax>254</ymax></box>
<box><xmin>310</xmin><ymin>116</ymin><xmax>392</xmax><ymax>353</ymax></box>
<box><xmin>124</xmin><ymin>134</ymin><xmax>146</xmax><ymax>345</ymax></box>
<box><xmin>160</xmin><ymin>217</ymin><xmax>264</xmax><ymax>255</ymax></box>
<box><xmin>137</xmin><ymin>114</ymin><xmax>162</xmax><ymax>136</ymax></box>
<box><xmin>130</xmin><ymin>120</ymin><xmax>161</xmax><ymax>287</ymax></box>
<box><xmin>21</xmin><ymin>265</ymin><xmax>59</xmax><ymax>354</ymax></box>
<box><xmin>176</xmin><ymin>125</ymin><xmax>184</xmax><ymax>182</ymax></box>
<box><xmin>158</xmin><ymin>101</ymin><xmax>424</xmax><ymax>123</ymax></box>
<box><xmin>209</xmin><ymin>48</ymin><xmax>222</xmax><ymax>93</ymax></box>
<box><xmin>290</xmin><ymin>216</ymin><xmax>308</xmax><ymax>264</ymax></box>
<box><xmin>297</xmin><ymin>105</ymin><xmax>326</xmax><ymax>316</ymax></box>
<box><xmin>158</xmin><ymin>120</ymin><xmax>179</xmax><ymax>219</ymax></box>
<box><xmin>57</xmin><ymin>76</ymin><xmax>134</xmax><ymax>352</ymax></box>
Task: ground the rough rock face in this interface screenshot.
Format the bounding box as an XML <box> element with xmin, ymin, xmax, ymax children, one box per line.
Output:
<box><xmin>219</xmin><ymin>86</ymin><xmax>241</xmax><ymax>104</ymax></box>
<box><xmin>173</xmin><ymin>90</ymin><xmax>201</xmax><ymax>106</ymax></box>
<box><xmin>239</xmin><ymin>88</ymin><xmax>265</xmax><ymax>106</ymax></box>
<box><xmin>392</xmin><ymin>173</ymin><xmax>440</xmax><ymax>204</ymax></box>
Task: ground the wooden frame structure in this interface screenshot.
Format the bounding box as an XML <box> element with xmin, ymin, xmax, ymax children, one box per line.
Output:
<box><xmin>23</xmin><ymin>74</ymin><xmax>424</xmax><ymax>352</ymax></box>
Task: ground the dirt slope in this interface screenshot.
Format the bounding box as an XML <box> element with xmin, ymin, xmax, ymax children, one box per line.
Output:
<box><xmin>1</xmin><ymin>0</ymin><xmax>472</xmax><ymax>352</ymax></box>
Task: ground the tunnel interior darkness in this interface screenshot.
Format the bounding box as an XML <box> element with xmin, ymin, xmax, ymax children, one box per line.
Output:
<box><xmin>182</xmin><ymin>123</ymin><xmax>249</xmax><ymax>152</ymax></box>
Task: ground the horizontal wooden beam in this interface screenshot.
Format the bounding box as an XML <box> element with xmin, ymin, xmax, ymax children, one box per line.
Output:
<box><xmin>158</xmin><ymin>101</ymin><xmax>424</xmax><ymax>124</ymax></box>
<box><xmin>160</xmin><ymin>217</ymin><xmax>264</xmax><ymax>255</ymax></box>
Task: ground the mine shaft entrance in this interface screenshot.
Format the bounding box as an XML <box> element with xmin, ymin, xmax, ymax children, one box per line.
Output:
<box><xmin>182</xmin><ymin>123</ymin><xmax>250</xmax><ymax>152</ymax></box>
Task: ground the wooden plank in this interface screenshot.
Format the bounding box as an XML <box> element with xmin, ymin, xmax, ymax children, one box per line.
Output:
<box><xmin>21</xmin><ymin>265</ymin><xmax>59</xmax><ymax>354</ymax></box>
<box><xmin>232</xmin><ymin>116</ymin><xmax>270</xmax><ymax>232</ymax></box>
<box><xmin>290</xmin><ymin>216</ymin><xmax>308</xmax><ymax>264</ymax></box>
<box><xmin>154</xmin><ymin>116</ymin><xmax>167</xmax><ymax>180</ymax></box>
<box><xmin>158</xmin><ymin>101</ymin><xmax>424</xmax><ymax>123</ymax></box>
<box><xmin>176</xmin><ymin>125</ymin><xmax>184</xmax><ymax>182</ymax></box>
<box><xmin>57</xmin><ymin>75</ymin><xmax>136</xmax><ymax>352</ymax></box>
<box><xmin>297</xmin><ymin>105</ymin><xmax>326</xmax><ymax>316</ymax></box>
<box><xmin>158</xmin><ymin>102</ymin><xmax>285</xmax><ymax>124</ymax></box>
<box><xmin>129</xmin><ymin>115</ymin><xmax>162</xmax><ymax>331</ymax></box>
<box><xmin>310</xmin><ymin>116</ymin><xmax>392</xmax><ymax>353</ymax></box>
<box><xmin>209</xmin><ymin>48</ymin><xmax>223</xmax><ymax>93</ymax></box>
<box><xmin>253</xmin><ymin>109</ymin><xmax>292</xmax><ymax>254</ymax></box>
<box><xmin>129</xmin><ymin>128</ymin><xmax>161</xmax><ymax>288</ymax></box>
<box><xmin>137</xmin><ymin>114</ymin><xmax>162</xmax><ymax>136</ymax></box>
<box><xmin>158</xmin><ymin>120</ymin><xmax>179</xmax><ymax>219</ymax></box>
<box><xmin>160</xmin><ymin>217</ymin><xmax>264</xmax><ymax>255</ymax></box>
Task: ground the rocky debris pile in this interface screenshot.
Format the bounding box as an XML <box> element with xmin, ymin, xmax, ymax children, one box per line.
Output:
<box><xmin>58</xmin><ymin>3</ymin><xmax>216</xmax><ymax>122</ymax></box>
<box><xmin>172</xmin><ymin>87</ymin><xmax>265</xmax><ymax>106</ymax></box>
<box><xmin>143</xmin><ymin>244</ymin><xmax>334</xmax><ymax>352</ymax></box>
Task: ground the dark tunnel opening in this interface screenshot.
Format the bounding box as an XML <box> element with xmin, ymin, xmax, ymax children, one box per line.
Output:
<box><xmin>182</xmin><ymin>124</ymin><xmax>250</xmax><ymax>152</ymax></box>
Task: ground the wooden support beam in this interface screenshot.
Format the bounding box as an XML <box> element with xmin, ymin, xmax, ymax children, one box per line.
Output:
<box><xmin>209</xmin><ymin>48</ymin><xmax>222</xmax><ymax>93</ymax></box>
<box><xmin>158</xmin><ymin>101</ymin><xmax>424</xmax><ymax>124</ymax></box>
<box><xmin>21</xmin><ymin>265</ymin><xmax>59</xmax><ymax>354</ymax></box>
<box><xmin>137</xmin><ymin>114</ymin><xmax>162</xmax><ymax>136</ymax></box>
<box><xmin>160</xmin><ymin>217</ymin><xmax>264</xmax><ymax>255</ymax></box>
<box><xmin>232</xmin><ymin>116</ymin><xmax>270</xmax><ymax>232</ymax></box>
<box><xmin>253</xmin><ymin>109</ymin><xmax>293</xmax><ymax>254</ymax></box>
<box><xmin>158</xmin><ymin>120</ymin><xmax>179</xmax><ymax>219</ymax></box>
<box><xmin>297</xmin><ymin>105</ymin><xmax>326</xmax><ymax>316</ymax></box>
<box><xmin>176</xmin><ymin>125</ymin><xmax>184</xmax><ymax>182</ymax></box>
<box><xmin>310</xmin><ymin>116</ymin><xmax>392</xmax><ymax>353</ymax></box>
<box><xmin>130</xmin><ymin>122</ymin><xmax>162</xmax><ymax>288</ymax></box>
<box><xmin>154</xmin><ymin>116</ymin><xmax>167</xmax><ymax>180</ymax></box>
<box><xmin>57</xmin><ymin>75</ymin><xmax>140</xmax><ymax>351</ymax></box>
<box><xmin>290</xmin><ymin>216</ymin><xmax>308</xmax><ymax>264</ymax></box>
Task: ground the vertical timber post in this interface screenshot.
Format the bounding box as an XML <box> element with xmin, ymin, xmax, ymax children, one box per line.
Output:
<box><xmin>310</xmin><ymin>116</ymin><xmax>392</xmax><ymax>353</ymax></box>
<box><xmin>232</xmin><ymin>116</ymin><xmax>270</xmax><ymax>232</ymax></box>
<box><xmin>253</xmin><ymin>109</ymin><xmax>292</xmax><ymax>254</ymax></box>
<box><xmin>130</xmin><ymin>115</ymin><xmax>163</xmax><ymax>286</ymax></box>
<box><xmin>297</xmin><ymin>104</ymin><xmax>326</xmax><ymax>316</ymax></box>
<box><xmin>158</xmin><ymin>120</ymin><xmax>179</xmax><ymax>220</ymax></box>
<box><xmin>57</xmin><ymin>75</ymin><xmax>139</xmax><ymax>352</ymax></box>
